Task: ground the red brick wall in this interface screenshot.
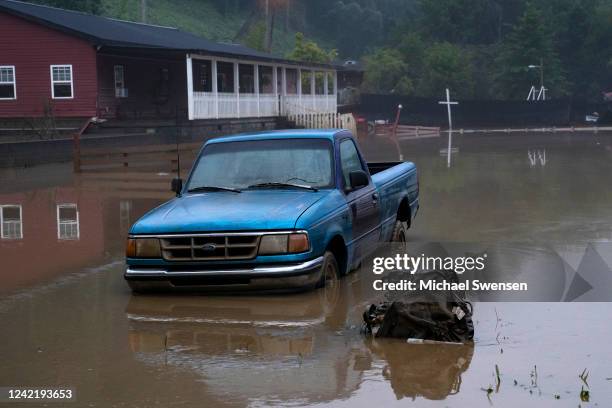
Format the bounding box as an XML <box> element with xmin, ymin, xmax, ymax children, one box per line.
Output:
<box><xmin>0</xmin><ymin>12</ymin><xmax>98</xmax><ymax>118</ymax></box>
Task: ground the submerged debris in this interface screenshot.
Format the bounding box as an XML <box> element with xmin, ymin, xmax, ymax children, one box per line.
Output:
<box><xmin>363</xmin><ymin>270</ymin><xmax>474</xmax><ymax>342</ymax></box>
<box><xmin>580</xmin><ymin>386</ymin><xmax>590</xmax><ymax>402</ymax></box>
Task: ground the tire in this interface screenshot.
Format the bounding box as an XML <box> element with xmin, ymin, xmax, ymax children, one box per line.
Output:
<box><xmin>390</xmin><ymin>220</ymin><xmax>408</xmax><ymax>243</ymax></box>
<box><xmin>316</xmin><ymin>250</ymin><xmax>339</xmax><ymax>289</ymax></box>
<box><xmin>390</xmin><ymin>220</ymin><xmax>408</xmax><ymax>254</ymax></box>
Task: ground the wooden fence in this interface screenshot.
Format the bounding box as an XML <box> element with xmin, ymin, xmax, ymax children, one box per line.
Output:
<box><xmin>374</xmin><ymin>123</ymin><xmax>440</xmax><ymax>140</ymax></box>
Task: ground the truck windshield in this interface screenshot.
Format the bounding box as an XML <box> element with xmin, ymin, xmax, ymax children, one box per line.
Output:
<box><xmin>187</xmin><ymin>138</ymin><xmax>334</xmax><ymax>191</ymax></box>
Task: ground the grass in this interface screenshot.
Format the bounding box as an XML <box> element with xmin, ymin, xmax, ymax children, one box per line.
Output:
<box><xmin>101</xmin><ymin>0</ymin><xmax>247</xmax><ymax>42</ymax></box>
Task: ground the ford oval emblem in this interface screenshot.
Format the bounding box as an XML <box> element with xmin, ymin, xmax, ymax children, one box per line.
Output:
<box><xmin>201</xmin><ymin>243</ymin><xmax>217</xmax><ymax>251</ymax></box>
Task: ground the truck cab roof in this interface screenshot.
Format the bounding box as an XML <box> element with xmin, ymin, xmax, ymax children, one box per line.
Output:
<box><xmin>206</xmin><ymin>129</ymin><xmax>349</xmax><ymax>145</ymax></box>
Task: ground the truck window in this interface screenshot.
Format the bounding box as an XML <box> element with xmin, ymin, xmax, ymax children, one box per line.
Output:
<box><xmin>339</xmin><ymin>139</ymin><xmax>365</xmax><ymax>188</ymax></box>
<box><xmin>188</xmin><ymin>138</ymin><xmax>334</xmax><ymax>190</ymax></box>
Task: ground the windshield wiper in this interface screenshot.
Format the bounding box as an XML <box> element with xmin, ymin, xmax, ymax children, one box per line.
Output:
<box><xmin>187</xmin><ymin>185</ymin><xmax>242</xmax><ymax>193</ymax></box>
<box><xmin>247</xmin><ymin>182</ymin><xmax>318</xmax><ymax>192</ymax></box>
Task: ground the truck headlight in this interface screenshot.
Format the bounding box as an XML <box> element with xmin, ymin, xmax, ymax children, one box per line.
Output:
<box><xmin>126</xmin><ymin>238</ymin><xmax>161</xmax><ymax>258</ymax></box>
<box><xmin>259</xmin><ymin>233</ymin><xmax>310</xmax><ymax>255</ymax></box>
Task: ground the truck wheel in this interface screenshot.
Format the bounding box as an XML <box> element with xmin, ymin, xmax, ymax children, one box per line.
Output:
<box><xmin>390</xmin><ymin>220</ymin><xmax>408</xmax><ymax>243</ymax></box>
<box><xmin>390</xmin><ymin>220</ymin><xmax>408</xmax><ymax>252</ymax></box>
<box><xmin>317</xmin><ymin>251</ymin><xmax>339</xmax><ymax>289</ymax></box>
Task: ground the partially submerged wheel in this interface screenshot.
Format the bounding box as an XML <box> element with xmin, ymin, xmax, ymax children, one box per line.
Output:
<box><xmin>390</xmin><ymin>219</ymin><xmax>408</xmax><ymax>253</ymax></box>
<box><xmin>390</xmin><ymin>220</ymin><xmax>408</xmax><ymax>243</ymax></box>
<box><xmin>317</xmin><ymin>250</ymin><xmax>339</xmax><ymax>289</ymax></box>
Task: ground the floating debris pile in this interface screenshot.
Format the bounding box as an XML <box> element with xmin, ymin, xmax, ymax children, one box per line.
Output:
<box><xmin>363</xmin><ymin>270</ymin><xmax>474</xmax><ymax>343</ymax></box>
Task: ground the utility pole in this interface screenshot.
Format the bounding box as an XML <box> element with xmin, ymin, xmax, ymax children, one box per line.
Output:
<box><xmin>141</xmin><ymin>0</ymin><xmax>147</xmax><ymax>23</ymax></box>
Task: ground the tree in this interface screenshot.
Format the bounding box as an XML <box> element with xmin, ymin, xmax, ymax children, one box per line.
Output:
<box><xmin>322</xmin><ymin>1</ymin><xmax>384</xmax><ymax>58</ymax></box>
<box><xmin>494</xmin><ymin>2</ymin><xmax>568</xmax><ymax>99</ymax></box>
<box><xmin>417</xmin><ymin>0</ymin><xmax>501</xmax><ymax>45</ymax></box>
<box><xmin>362</xmin><ymin>48</ymin><xmax>413</xmax><ymax>94</ymax></box>
<box><xmin>286</xmin><ymin>32</ymin><xmax>337</xmax><ymax>63</ymax></box>
<box><xmin>243</xmin><ymin>21</ymin><xmax>267</xmax><ymax>51</ymax></box>
<box><xmin>417</xmin><ymin>42</ymin><xmax>475</xmax><ymax>98</ymax></box>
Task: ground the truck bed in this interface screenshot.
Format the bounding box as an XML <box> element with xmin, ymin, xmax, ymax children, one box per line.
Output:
<box><xmin>367</xmin><ymin>162</ymin><xmax>403</xmax><ymax>176</ymax></box>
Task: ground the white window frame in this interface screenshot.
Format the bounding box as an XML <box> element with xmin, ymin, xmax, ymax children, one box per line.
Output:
<box><xmin>114</xmin><ymin>65</ymin><xmax>127</xmax><ymax>98</ymax></box>
<box><xmin>56</xmin><ymin>203</ymin><xmax>80</xmax><ymax>240</ymax></box>
<box><xmin>0</xmin><ymin>65</ymin><xmax>16</xmax><ymax>100</ymax></box>
<box><xmin>50</xmin><ymin>64</ymin><xmax>74</xmax><ymax>99</ymax></box>
<box><xmin>0</xmin><ymin>204</ymin><xmax>23</xmax><ymax>239</ymax></box>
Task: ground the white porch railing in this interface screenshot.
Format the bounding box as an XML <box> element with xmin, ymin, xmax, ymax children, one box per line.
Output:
<box><xmin>280</xmin><ymin>95</ymin><xmax>337</xmax><ymax>116</ymax></box>
<box><xmin>191</xmin><ymin>93</ymin><xmax>336</xmax><ymax>120</ymax></box>
<box><xmin>287</xmin><ymin>113</ymin><xmax>357</xmax><ymax>134</ymax></box>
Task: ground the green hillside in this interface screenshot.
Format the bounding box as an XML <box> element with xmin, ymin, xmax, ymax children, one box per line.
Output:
<box><xmin>99</xmin><ymin>0</ymin><xmax>330</xmax><ymax>57</ymax></box>
<box><xmin>101</xmin><ymin>0</ymin><xmax>246</xmax><ymax>43</ymax></box>
<box><xmin>25</xmin><ymin>0</ymin><xmax>612</xmax><ymax>101</ymax></box>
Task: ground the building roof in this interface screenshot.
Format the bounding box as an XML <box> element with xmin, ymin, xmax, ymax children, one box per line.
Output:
<box><xmin>0</xmin><ymin>0</ymin><xmax>336</xmax><ymax>69</ymax></box>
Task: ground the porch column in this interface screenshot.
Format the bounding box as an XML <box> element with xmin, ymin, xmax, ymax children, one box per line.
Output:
<box><xmin>280</xmin><ymin>67</ymin><xmax>286</xmax><ymax>116</ymax></box>
<box><xmin>211</xmin><ymin>59</ymin><xmax>219</xmax><ymax>119</ymax></box>
<box><xmin>254</xmin><ymin>64</ymin><xmax>260</xmax><ymax>117</ymax></box>
<box><xmin>186</xmin><ymin>54</ymin><xmax>194</xmax><ymax>120</ymax></box>
<box><xmin>272</xmin><ymin>65</ymin><xmax>278</xmax><ymax>115</ymax></box>
<box><xmin>333</xmin><ymin>70</ymin><xmax>338</xmax><ymax>103</ymax></box>
<box><xmin>324</xmin><ymin>71</ymin><xmax>329</xmax><ymax>111</ymax></box>
<box><xmin>297</xmin><ymin>68</ymin><xmax>302</xmax><ymax>114</ymax></box>
<box><xmin>234</xmin><ymin>61</ymin><xmax>240</xmax><ymax>118</ymax></box>
<box><xmin>310</xmin><ymin>70</ymin><xmax>315</xmax><ymax>112</ymax></box>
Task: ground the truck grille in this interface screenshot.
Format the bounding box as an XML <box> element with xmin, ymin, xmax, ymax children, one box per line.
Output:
<box><xmin>160</xmin><ymin>234</ymin><xmax>260</xmax><ymax>261</ymax></box>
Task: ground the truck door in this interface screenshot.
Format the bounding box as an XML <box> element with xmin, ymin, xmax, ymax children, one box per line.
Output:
<box><xmin>339</xmin><ymin>138</ymin><xmax>381</xmax><ymax>262</ymax></box>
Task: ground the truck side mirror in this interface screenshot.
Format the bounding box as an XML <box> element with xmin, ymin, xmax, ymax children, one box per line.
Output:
<box><xmin>171</xmin><ymin>178</ymin><xmax>183</xmax><ymax>196</ymax></box>
<box><xmin>349</xmin><ymin>170</ymin><xmax>369</xmax><ymax>190</ymax></box>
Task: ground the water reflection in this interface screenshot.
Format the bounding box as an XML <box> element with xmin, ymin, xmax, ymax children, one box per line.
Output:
<box><xmin>0</xmin><ymin>132</ymin><xmax>612</xmax><ymax>406</ymax></box>
<box><xmin>0</xmin><ymin>204</ymin><xmax>22</xmax><ymax>239</ymax></box>
<box><xmin>528</xmin><ymin>149</ymin><xmax>547</xmax><ymax>167</ymax></box>
<box><xmin>367</xmin><ymin>340</ymin><xmax>474</xmax><ymax>401</ymax></box>
<box><xmin>124</xmin><ymin>271</ymin><xmax>477</xmax><ymax>405</ymax></box>
<box><xmin>56</xmin><ymin>203</ymin><xmax>79</xmax><ymax>240</ymax></box>
<box><xmin>125</xmin><ymin>285</ymin><xmax>367</xmax><ymax>406</ymax></box>
<box><xmin>0</xmin><ymin>185</ymin><xmax>165</xmax><ymax>293</ymax></box>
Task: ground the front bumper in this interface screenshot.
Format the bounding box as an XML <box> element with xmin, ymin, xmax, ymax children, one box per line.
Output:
<box><xmin>124</xmin><ymin>256</ymin><xmax>324</xmax><ymax>293</ymax></box>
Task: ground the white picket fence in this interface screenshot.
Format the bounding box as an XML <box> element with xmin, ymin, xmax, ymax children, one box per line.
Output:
<box><xmin>287</xmin><ymin>112</ymin><xmax>356</xmax><ymax>134</ymax></box>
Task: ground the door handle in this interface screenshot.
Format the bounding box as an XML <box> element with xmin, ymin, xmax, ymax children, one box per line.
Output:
<box><xmin>372</xmin><ymin>193</ymin><xmax>379</xmax><ymax>204</ymax></box>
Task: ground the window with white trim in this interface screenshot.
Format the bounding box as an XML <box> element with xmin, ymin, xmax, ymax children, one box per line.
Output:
<box><xmin>57</xmin><ymin>203</ymin><xmax>79</xmax><ymax>240</ymax></box>
<box><xmin>1</xmin><ymin>205</ymin><xmax>23</xmax><ymax>239</ymax></box>
<box><xmin>51</xmin><ymin>65</ymin><xmax>73</xmax><ymax>99</ymax></box>
<box><xmin>0</xmin><ymin>66</ymin><xmax>16</xmax><ymax>100</ymax></box>
<box><xmin>114</xmin><ymin>65</ymin><xmax>127</xmax><ymax>97</ymax></box>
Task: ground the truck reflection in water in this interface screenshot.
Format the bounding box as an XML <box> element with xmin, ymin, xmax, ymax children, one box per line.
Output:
<box><xmin>124</xmin><ymin>279</ymin><xmax>367</xmax><ymax>405</ymax></box>
<box><xmin>125</xmin><ymin>272</ymin><xmax>474</xmax><ymax>405</ymax></box>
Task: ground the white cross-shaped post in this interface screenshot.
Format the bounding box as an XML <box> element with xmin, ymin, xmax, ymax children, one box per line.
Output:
<box><xmin>438</xmin><ymin>88</ymin><xmax>458</xmax><ymax>130</ymax></box>
<box><xmin>438</xmin><ymin>88</ymin><xmax>458</xmax><ymax>168</ymax></box>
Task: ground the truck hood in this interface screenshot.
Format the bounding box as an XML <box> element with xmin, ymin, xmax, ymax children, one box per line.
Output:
<box><xmin>131</xmin><ymin>190</ymin><xmax>330</xmax><ymax>234</ymax></box>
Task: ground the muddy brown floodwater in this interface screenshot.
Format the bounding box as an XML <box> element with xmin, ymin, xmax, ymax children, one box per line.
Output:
<box><xmin>1</xmin><ymin>132</ymin><xmax>612</xmax><ymax>407</ymax></box>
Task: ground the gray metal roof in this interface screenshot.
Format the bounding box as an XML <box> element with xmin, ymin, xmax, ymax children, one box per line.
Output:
<box><xmin>0</xmin><ymin>0</ymin><xmax>336</xmax><ymax>68</ymax></box>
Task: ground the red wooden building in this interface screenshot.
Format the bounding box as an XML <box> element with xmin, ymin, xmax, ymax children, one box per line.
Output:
<box><xmin>0</xmin><ymin>0</ymin><xmax>339</xmax><ymax>123</ymax></box>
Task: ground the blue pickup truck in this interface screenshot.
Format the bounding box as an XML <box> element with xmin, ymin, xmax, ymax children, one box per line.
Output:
<box><xmin>125</xmin><ymin>129</ymin><xmax>418</xmax><ymax>292</ymax></box>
